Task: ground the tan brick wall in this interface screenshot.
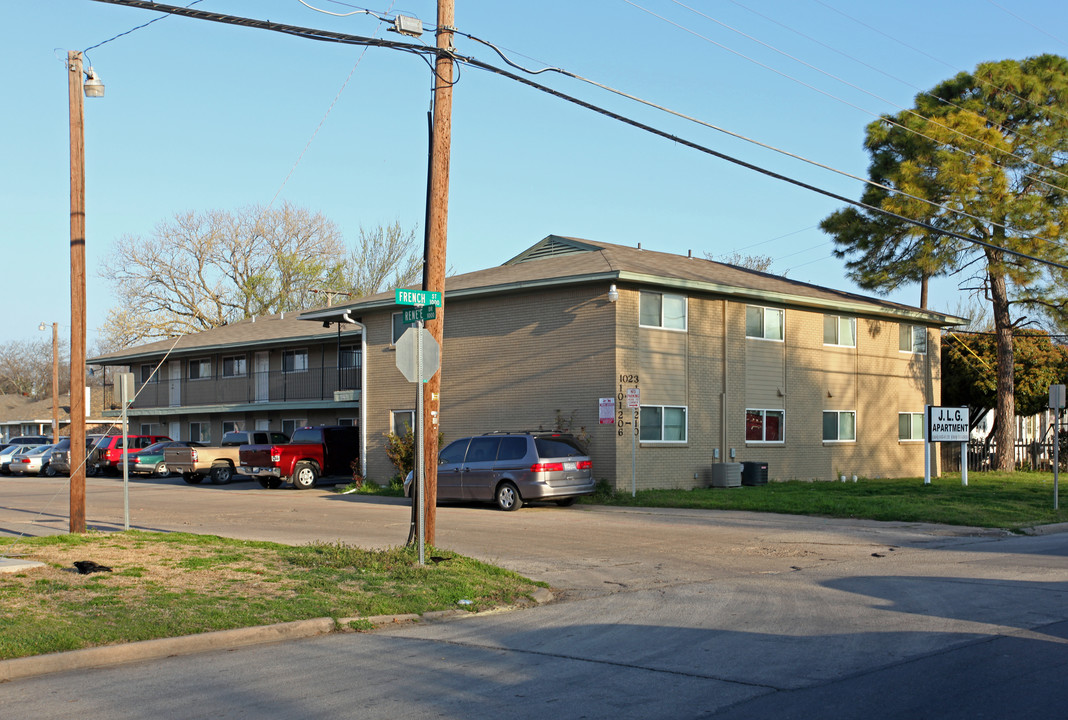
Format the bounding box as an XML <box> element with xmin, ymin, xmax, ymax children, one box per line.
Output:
<box><xmin>362</xmin><ymin>283</ymin><xmax>941</xmax><ymax>488</ymax></box>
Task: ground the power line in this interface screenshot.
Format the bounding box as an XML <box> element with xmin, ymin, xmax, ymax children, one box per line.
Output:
<box><xmin>84</xmin><ymin>0</ymin><xmax>1068</xmax><ymax>272</ymax></box>
<box><xmin>627</xmin><ymin>0</ymin><xmax>1068</xmax><ymax>196</ymax></box>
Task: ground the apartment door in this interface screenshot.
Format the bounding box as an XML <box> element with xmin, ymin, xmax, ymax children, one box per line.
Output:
<box><xmin>254</xmin><ymin>352</ymin><xmax>270</xmax><ymax>402</ymax></box>
<box><xmin>168</xmin><ymin>361</ymin><xmax>181</xmax><ymax>407</ymax></box>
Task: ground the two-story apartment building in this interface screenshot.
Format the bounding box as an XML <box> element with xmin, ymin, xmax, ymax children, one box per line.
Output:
<box><xmin>92</xmin><ymin>236</ymin><xmax>964</xmax><ymax>488</ymax></box>
<box><xmin>301</xmin><ymin>236</ymin><xmax>964</xmax><ymax>488</ymax></box>
<box><xmin>91</xmin><ymin>312</ymin><xmax>365</xmax><ymax>467</ymax></box>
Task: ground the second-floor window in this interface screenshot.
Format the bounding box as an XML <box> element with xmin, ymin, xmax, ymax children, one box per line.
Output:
<box><xmin>189</xmin><ymin>359</ymin><xmax>211</xmax><ymax>380</ymax></box>
<box><xmin>639</xmin><ymin>291</ymin><xmax>687</xmax><ymax>330</ymax></box>
<box><xmin>899</xmin><ymin>325</ymin><xmax>927</xmax><ymax>354</ymax></box>
<box><xmin>746</xmin><ymin>306</ymin><xmax>784</xmax><ymax>341</ymax></box>
<box><xmin>823</xmin><ymin>315</ymin><xmax>856</xmax><ymax>347</ymax></box>
<box><xmin>222</xmin><ymin>355</ymin><xmax>246</xmax><ymax>377</ymax></box>
<box><xmin>139</xmin><ymin>364</ymin><xmax>157</xmax><ymax>384</ymax></box>
<box><xmin>283</xmin><ymin>349</ymin><xmax>308</xmax><ymax>373</ymax></box>
<box><xmin>340</xmin><ymin>345</ymin><xmax>360</xmax><ymax>369</ymax></box>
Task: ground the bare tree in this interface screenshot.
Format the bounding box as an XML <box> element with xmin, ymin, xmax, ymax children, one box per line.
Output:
<box><xmin>705</xmin><ymin>251</ymin><xmax>776</xmax><ymax>273</ymax></box>
<box><xmin>100</xmin><ymin>202</ymin><xmax>347</xmax><ymax>344</ymax></box>
<box><xmin>0</xmin><ymin>339</ymin><xmax>70</xmax><ymax>400</ymax></box>
<box><xmin>345</xmin><ymin>221</ymin><xmax>422</xmax><ymax>297</ymax></box>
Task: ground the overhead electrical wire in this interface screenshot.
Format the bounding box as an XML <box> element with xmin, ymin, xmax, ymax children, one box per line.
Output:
<box><xmin>84</xmin><ymin>0</ymin><xmax>1068</xmax><ymax>272</ymax></box>
<box><xmin>986</xmin><ymin>0</ymin><xmax>1068</xmax><ymax>49</ymax></box>
<box><xmin>626</xmin><ymin>0</ymin><xmax>1068</xmax><ymax>196</ymax></box>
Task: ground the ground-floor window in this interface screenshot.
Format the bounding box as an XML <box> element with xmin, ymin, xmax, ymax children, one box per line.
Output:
<box><xmin>899</xmin><ymin>412</ymin><xmax>925</xmax><ymax>441</ymax></box>
<box><xmin>746</xmin><ymin>409</ymin><xmax>784</xmax><ymax>442</ymax></box>
<box><xmin>823</xmin><ymin>410</ymin><xmax>856</xmax><ymax>442</ymax></box>
<box><xmin>391</xmin><ymin>410</ymin><xmax>415</xmax><ymax>436</ymax></box>
<box><xmin>222</xmin><ymin>420</ymin><xmax>241</xmax><ymax>434</ymax></box>
<box><xmin>189</xmin><ymin>422</ymin><xmax>210</xmax><ymax>443</ymax></box>
<box><xmin>282</xmin><ymin>418</ymin><xmax>306</xmax><ymax>437</ymax></box>
<box><xmin>338</xmin><ymin>417</ymin><xmax>357</xmax><ymax>427</ymax></box>
<box><xmin>640</xmin><ymin>406</ymin><xmax>687</xmax><ymax>442</ymax></box>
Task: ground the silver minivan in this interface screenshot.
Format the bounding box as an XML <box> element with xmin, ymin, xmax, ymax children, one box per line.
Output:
<box><xmin>406</xmin><ymin>432</ymin><xmax>594</xmax><ymax>510</ymax></box>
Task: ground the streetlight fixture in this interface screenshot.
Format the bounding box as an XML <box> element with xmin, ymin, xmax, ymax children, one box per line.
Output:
<box><xmin>38</xmin><ymin>322</ymin><xmax>59</xmax><ymax>444</ymax></box>
<box><xmin>83</xmin><ymin>67</ymin><xmax>105</xmax><ymax>98</ymax></box>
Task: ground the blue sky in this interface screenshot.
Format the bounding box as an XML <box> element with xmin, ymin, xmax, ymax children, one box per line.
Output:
<box><xmin>3</xmin><ymin>0</ymin><xmax>1065</xmax><ymax>349</ymax></box>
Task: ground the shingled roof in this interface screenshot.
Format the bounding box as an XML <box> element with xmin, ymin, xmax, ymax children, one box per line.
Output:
<box><xmin>302</xmin><ymin>235</ymin><xmax>966</xmax><ymax>326</ymax></box>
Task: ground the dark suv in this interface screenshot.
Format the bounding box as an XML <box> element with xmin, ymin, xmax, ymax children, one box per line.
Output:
<box><xmin>48</xmin><ymin>435</ymin><xmax>109</xmax><ymax>476</ymax></box>
<box><xmin>406</xmin><ymin>431</ymin><xmax>594</xmax><ymax>510</ymax></box>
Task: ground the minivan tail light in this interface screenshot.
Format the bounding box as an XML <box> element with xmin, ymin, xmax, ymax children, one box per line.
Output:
<box><xmin>530</xmin><ymin>462</ymin><xmax>564</xmax><ymax>472</ymax></box>
<box><xmin>576</xmin><ymin>461</ymin><xmax>592</xmax><ymax>470</ymax></box>
<box><xmin>270</xmin><ymin>447</ymin><xmax>282</xmax><ymax>463</ymax></box>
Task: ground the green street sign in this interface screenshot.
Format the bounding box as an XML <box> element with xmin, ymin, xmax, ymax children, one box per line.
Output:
<box><xmin>395</xmin><ymin>288</ymin><xmax>443</xmax><ymax>307</ymax></box>
<box><xmin>402</xmin><ymin>305</ymin><xmax>436</xmax><ymax>324</ymax></box>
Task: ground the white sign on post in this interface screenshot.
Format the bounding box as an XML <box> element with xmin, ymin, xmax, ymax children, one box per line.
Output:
<box><xmin>924</xmin><ymin>406</ymin><xmax>970</xmax><ymax>486</ymax></box>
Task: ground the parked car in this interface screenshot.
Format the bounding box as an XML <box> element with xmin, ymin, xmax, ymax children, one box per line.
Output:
<box><xmin>8</xmin><ymin>444</ymin><xmax>57</xmax><ymax>476</ymax></box>
<box><xmin>404</xmin><ymin>431</ymin><xmax>594</xmax><ymax>510</ymax></box>
<box><xmin>124</xmin><ymin>441</ymin><xmax>206</xmax><ymax>478</ymax></box>
<box><xmin>48</xmin><ymin>435</ymin><xmax>109</xmax><ymax>477</ymax></box>
<box><xmin>0</xmin><ymin>444</ymin><xmax>37</xmax><ymax>474</ymax></box>
<box><xmin>89</xmin><ymin>434</ymin><xmax>172</xmax><ymax>475</ymax></box>
<box><xmin>4</xmin><ymin>435</ymin><xmax>50</xmax><ymax>447</ymax></box>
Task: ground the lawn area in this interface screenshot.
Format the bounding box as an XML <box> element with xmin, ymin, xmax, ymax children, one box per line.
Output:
<box><xmin>0</xmin><ymin>531</ymin><xmax>543</xmax><ymax>661</ymax></box>
<box><xmin>584</xmin><ymin>471</ymin><xmax>1067</xmax><ymax>531</ymax></box>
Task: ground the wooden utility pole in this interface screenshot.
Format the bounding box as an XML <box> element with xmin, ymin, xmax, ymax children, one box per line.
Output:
<box><xmin>422</xmin><ymin>0</ymin><xmax>454</xmax><ymax>546</ymax></box>
<box><xmin>68</xmin><ymin>51</ymin><xmax>87</xmax><ymax>533</ymax></box>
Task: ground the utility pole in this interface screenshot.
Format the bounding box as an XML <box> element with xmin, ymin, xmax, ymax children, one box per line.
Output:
<box><xmin>422</xmin><ymin>0</ymin><xmax>454</xmax><ymax>546</ymax></box>
<box><xmin>68</xmin><ymin>51</ymin><xmax>88</xmax><ymax>534</ymax></box>
<box><xmin>50</xmin><ymin>323</ymin><xmax>59</xmax><ymax>444</ymax></box>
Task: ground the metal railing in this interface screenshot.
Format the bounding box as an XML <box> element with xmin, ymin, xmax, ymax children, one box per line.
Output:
<box><xmin>102</xmin><ymin>365</ymin><xmax>361</xmax><ymax>411</ymax></box>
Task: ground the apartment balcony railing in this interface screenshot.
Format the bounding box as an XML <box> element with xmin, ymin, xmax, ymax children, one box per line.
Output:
<box><xmin>102</xmin><ymin>366</ymin><xmax>361</xmax><ymax>411</ymax></box>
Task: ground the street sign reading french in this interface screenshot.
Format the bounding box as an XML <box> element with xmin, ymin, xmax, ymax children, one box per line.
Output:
<box><xmin>395</xmin><ymin>289</ymin><xmax>443</xmax><ymax>307</ymax></box>
<box><xmin>927</xmin><ymin>406</ymin><xmax>970</xmax><ymax>443</ymax></box>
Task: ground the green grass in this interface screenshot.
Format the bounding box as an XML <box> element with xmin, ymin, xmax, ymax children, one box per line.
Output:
<box><xmin>583</xmin><ymin>471</ymin><xmax>1067</xmax><ymax>530</ymax></box>
<box><xmin>0</xmin><ymin>531</ymin><xmax>543</xmax><ymax>661</ymax></box>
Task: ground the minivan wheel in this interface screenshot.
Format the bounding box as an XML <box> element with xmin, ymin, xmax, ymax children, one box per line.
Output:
<box><xmin>495</xmin><ymin>482</ymin><xmax>523</xmax><ymax>511</ymax></box>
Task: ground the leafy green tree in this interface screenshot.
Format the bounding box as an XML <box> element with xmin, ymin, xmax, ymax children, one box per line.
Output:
<box><xmin>821</xmin><ymin>55</ymin><xmax>1068</xmax><ymax>470</ymax></box>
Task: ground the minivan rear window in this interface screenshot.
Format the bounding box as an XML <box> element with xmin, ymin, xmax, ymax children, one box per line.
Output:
<box><xmin>534</xmin><ymin>436</ymin><xmax>586</xmax><ymax>458</ymax></box>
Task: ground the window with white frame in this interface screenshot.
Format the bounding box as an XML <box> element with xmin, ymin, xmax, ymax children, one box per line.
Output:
<box><xmin>899</xmin><ymin>412</ymin><xmax>925</xmax><ymax>441</ymax></box>
<box><xmin>139</xmin><ymin>423</ymin><xmax>156</xmax><ymax>435</ymax></box>
<box><xmin>222</xmin><ymin>355</ymin><xmax>247</xmax><ymax>377</ymax></box>
<box><xmin>282</xmin><ymin>349</ymin><xmax>308</xmax><ymax>373</ymax></box>
<box><xmin>338</xmin><ymin>417</ymin><xmax>357</xmax><ymax>427</ymax></box>
<box><xmin>899</xmin><ymin>324</ymin><xmax>927</xmax><ymax>354</ymax></box>
<box><xmin>823</xmin><ymin>315</ymin><xmax>856</xmax><ymax>347</ymax></box>
<box><xmin>639</xmin><ymin>291</ymin><xmax>687</xmax><ymax>330</ymax></box>
<box><xmin>189</xmin><ymin>422</ymin><xmax>210</xmax><ymax>443</ymax></box>
<box><xmin>639</xmin><ymin>406</ymin><xmax>687</xmax><ymax>442</ymax></box>
<box><xmin>391</xmin><ymin>410</ymin><xmax>415</xmax><ymax>436</ymax></box>
<box><xmin>281</xmin><ymin>418</ymin><xmax>305</xmax><ymax>437</ymax></box>
<box><xmin>222</xmin><ymin>420</ymin><xmax>240</xmax><ymax>434</ymax></box>
<box><xmin>823</xmin><ymin>410</ymin><xmax>856</xmax><ymax>442</ymax></box>
<box><xmin>746</xmin><ymin>409</ymin><xmax>785</xmax><ymax>442</ymax></box>
<box><xmin>188</xmin><ymin>358</ymin><xmax>211</xmax><ymax>380</ymax></box>
<box><xmin>746</xmin><ymin>306</ymin><xmax>784</xmax><ymax>341</ymax></box>
<box><xmin>139</xmin><ymin>364</ymin><xmax>157</xmax><ymax>384</ymax></box>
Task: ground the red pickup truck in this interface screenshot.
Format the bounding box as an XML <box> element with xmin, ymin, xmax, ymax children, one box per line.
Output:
<box><xmin>239</xmin><ymin>425</ymin><xmax>360</xmax><ymax>489</ymax></box>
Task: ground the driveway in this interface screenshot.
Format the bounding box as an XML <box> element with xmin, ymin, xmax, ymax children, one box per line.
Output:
<box><xmin>1</xmin><ymin>476</ymin><xmax>1066</xmax><ymax>718</ymax></box>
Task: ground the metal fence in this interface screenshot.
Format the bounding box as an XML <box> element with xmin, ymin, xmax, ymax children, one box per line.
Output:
<box><xmin>102</xmin><ymin>365</ymin><xmax>361</xmax><ymax>411</ymax></box>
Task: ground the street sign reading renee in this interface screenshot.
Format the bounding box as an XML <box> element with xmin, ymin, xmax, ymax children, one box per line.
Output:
<box><xmin>927</xmin><ymin>406</ymin><xmax>970</xmax><ymax>443</ymax></box>
<box><xmin>395</xmin><ymin>289</ymin><xmax>443</xmax><ymax>307</ymax></box>
<box><xmin>402</xmin><ymin>305</ymin><xmax>436</xmax><ymax>324</ymax></box>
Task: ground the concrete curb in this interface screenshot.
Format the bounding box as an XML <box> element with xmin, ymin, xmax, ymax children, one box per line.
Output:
<box><xmin>1020</xmin><ymin>521</ymin><xmax>1068</xmax><ymax>536</ymax></box>
<box><xmin>0</xmin><ymin>589</ymin><xmax>555</xmax><ymax>683</ymax></box>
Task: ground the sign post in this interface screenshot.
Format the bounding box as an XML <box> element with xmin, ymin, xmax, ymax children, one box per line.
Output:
<box><xmin>1051</xmin><ymin>384</ymin><xmax>1064</xmax><ymax>510</ymax></box>
<box><xmin>626</xmin><ymin>387</ymin><xmax>640</xmax><ymax>497</ymax></box>
<box><xmin>925</xmin><ymin>406</ymin><xmax>970</xmax><ymax>486</ymax></box>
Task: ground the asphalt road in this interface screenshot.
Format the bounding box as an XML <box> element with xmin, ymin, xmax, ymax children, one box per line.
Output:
<box><xmin>1</xmin><ymin>475</ymin><xmax>1066</xmax><ymax>719</ymax></box>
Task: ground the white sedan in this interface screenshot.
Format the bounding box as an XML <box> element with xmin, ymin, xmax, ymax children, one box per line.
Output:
<box><xmin>7</xmin><ymin>444</ymin><xmax>57</xmax><ymax>476</ymax></box>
